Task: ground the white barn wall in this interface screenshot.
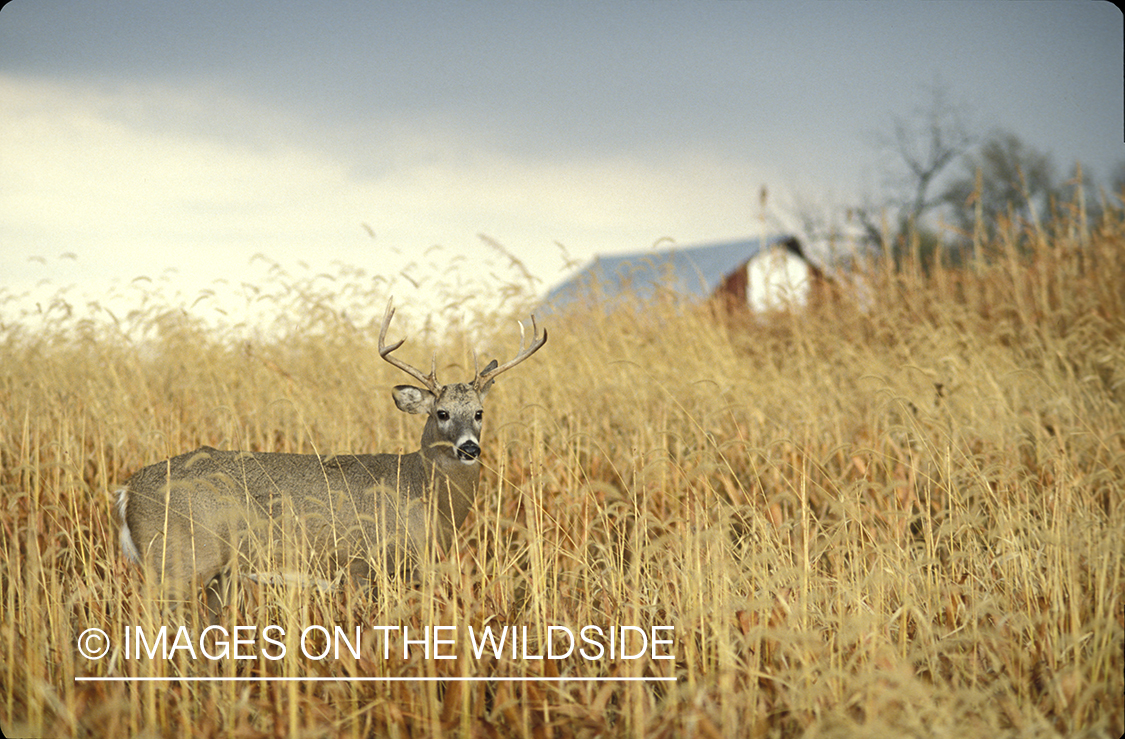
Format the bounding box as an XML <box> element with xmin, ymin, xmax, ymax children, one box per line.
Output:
<box><xmin>746</xmin><ymin>244</ymin><xmax>812</xmax><ymax>312</ymax></box>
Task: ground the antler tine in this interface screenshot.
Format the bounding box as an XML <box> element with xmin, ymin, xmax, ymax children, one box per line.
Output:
<box><xmin>378</xmin><ymin>298</ymin><xmax>440</xmax><ymax>392</ymax></box>
<box><xmin>476</xmin><ymin>314</ymin><xmax>548</xmax><ymax>386</ymax></box>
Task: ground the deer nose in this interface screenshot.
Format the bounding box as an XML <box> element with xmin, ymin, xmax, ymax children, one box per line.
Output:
<box><xmin>457</xmin><ymin>441</ymin><xmax>481</xmax><ymax>461</ymax></box>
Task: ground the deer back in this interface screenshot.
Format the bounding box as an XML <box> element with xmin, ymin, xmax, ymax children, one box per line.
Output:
<box><xmin>118</xmin><ymin>446</ymin><xmax>441</xmax><ymax>590</ymax></box>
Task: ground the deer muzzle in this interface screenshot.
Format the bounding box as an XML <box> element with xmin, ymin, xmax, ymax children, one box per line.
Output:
<box><xmin>456</xmin><ymin>440</ymin><xmax>481</xmax><ymax>462</ymax></box>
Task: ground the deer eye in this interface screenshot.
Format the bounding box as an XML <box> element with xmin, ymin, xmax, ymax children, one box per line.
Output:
<box><xmin>475</xmin><ymin>410</ymin><xmax>483</xmax><ymax>422</ymax></box>
<box><xmin>436</xmin><ymin>410</ymin><xmax>450</xmax><ymax>421</ymax></box>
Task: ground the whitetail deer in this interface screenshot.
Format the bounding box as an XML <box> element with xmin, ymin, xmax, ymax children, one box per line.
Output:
<box><xmin>115</xmin><ymin>299</ymin><xmax>546</xmax><ymax>616</ymax></box>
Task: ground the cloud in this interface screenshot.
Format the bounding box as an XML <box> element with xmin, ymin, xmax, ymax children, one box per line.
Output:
<box><xmin>2</xmin><ymin>75</ymin><xmax>358</xmax><ymax>252</ymax></box>
<box><xmin>0</xmin><ymin>73</ymin><xmax>786</xmax><ymax>326</ymax></box>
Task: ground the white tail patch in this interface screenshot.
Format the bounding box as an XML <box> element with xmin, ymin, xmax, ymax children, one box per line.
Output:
<box><xmin>114</xmin><ymin>487</ymin><xmax>140</xmax><ymax>564</ymax></box>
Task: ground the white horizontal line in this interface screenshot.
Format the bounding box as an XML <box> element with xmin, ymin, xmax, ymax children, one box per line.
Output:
<box><xmin>76</xmin><ymin>676</ymin><xmax>676</xmax><ymax>683</ymax></box>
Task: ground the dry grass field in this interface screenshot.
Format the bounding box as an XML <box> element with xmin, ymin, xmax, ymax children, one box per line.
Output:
<box><xmin>2</xmin><ymin>200</ymin><xmax>1123</xmax><ymax>738</ymax></box>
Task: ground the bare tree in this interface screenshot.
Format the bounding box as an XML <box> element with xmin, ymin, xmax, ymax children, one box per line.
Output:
<box><xmin>891</xmin><ymin>89</ymin><xmax>975</xmax><ymax>227</ymax></box>
<box><xmin>853</xmin><ymin>83</ymin><xmax>975</xmax><ymax>269</ymax></box>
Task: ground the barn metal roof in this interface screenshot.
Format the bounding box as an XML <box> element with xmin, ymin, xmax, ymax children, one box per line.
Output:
<box><xmin>540</xmin><ymin>234</ymin><xmax>801</xmax><ymax>312</ymax></box>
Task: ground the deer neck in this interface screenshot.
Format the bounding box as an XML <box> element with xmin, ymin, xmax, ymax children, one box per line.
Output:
<box><xmin>418</xmin><ymin>424</ymin><xmax>480</xmax><ymax>535</ymax></box>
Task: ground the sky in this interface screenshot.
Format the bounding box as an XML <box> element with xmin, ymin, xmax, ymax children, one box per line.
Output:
<box><xmin>1</xmin><ymin>1</ymin><xmax>1122</xmax><ymax>331</ymax></box>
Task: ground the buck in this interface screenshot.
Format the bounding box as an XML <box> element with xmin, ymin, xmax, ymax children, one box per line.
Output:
<box><xmin>115</xmin><ymin>299</ymin><xmax>546</xmax><ymax>616</ymax></box>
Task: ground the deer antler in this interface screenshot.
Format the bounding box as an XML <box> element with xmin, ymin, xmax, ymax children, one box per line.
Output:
<box><xmin>473</xmin><ymin>314</ymin><xmax>548</xmax><ymax>391</ymax></box>
<box><xmin>379</xmin><ymin>298</ymin><xmax>440</xmax><ymax>392</ymax></box>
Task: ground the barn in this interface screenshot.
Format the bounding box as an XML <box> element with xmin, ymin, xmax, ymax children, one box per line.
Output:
<box><xmin>540</xmin><ymin>234</ymin><xmax>827</xmax><ymax>314</ymax></box>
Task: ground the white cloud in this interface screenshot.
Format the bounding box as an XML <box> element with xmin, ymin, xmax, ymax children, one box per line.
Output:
<box><xmin>2</xmin><ymin>76</ymin><xmax>360</xmax><ymax>250</ymax></box>
<box><xmin>0</xmin><ymin>74</ymin><xmax>786</xmax><ymax>329</ymax></box>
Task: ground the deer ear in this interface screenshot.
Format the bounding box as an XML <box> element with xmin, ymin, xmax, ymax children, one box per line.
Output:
<box><xmin>477</xmin><ymin>360</ymin><xmax>499</xmax><ymax>398</ymax></box>
<box><xmin>392</xmin><ymin>385</ymin><xmax>434</xmax><ymax>414</ymax></box>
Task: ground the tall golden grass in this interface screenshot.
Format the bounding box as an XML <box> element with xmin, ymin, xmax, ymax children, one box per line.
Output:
<box><xmin>1</xmin><ymin>198</ymin><xmax>1122</xmax><ymax>738</ymax></box>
